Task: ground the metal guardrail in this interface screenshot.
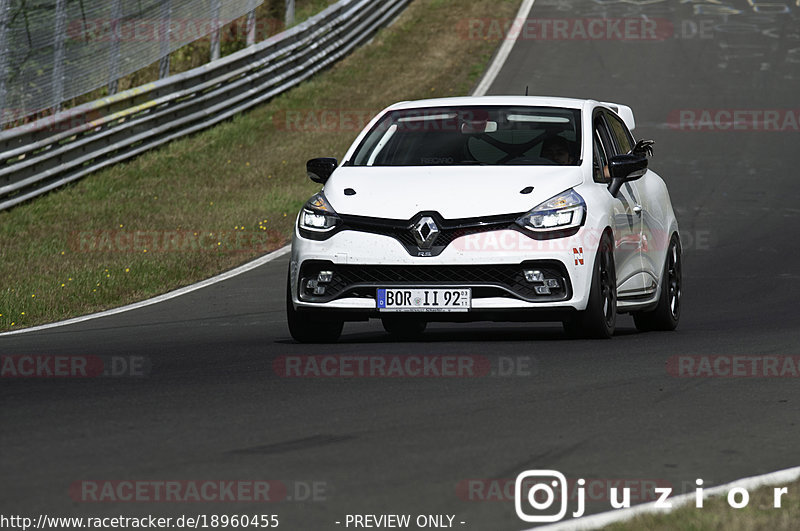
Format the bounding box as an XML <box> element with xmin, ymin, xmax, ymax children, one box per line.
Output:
<box><xmin>0</xmin><ymin>0</ymin><xmax>410</xmax><ymax>211</ymax></box>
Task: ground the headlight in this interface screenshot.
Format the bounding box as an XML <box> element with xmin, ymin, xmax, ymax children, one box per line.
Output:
<box><xmin>299</xmin><ymin>192</ymin><xmax>341</xmax><ymax>232</ymax></box>
<box><xmin>516</xmin><ymin>189</ymin><xmax>586</xmax><ymax>232</ymax></box>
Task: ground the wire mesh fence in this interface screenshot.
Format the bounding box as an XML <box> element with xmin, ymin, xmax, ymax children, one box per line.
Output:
<box><xmin>0</xmin><ymin>0</ymin><xmax>265</xmax><ymax>125</ymax></box>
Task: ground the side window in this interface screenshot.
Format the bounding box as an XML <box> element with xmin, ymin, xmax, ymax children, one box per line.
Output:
<box><xmin>606</xmin><ymin>112</ymin><xmax>634</xmax><ymax>155</ymax></box>
<box><xmin>593</xmin><ymin>116</ymin><xmax>612</xmax><ymax>184</ymax></box>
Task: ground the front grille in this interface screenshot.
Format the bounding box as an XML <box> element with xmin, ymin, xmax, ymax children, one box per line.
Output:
<box><xmin>339</xmin><ymin>212</ymin><xmax>522</xmax><ymax>257</ymax></box>
<box><xmin>298</xmin><ymin>260</ymin><xmax>572</xmax><ymax>304</ymax></box>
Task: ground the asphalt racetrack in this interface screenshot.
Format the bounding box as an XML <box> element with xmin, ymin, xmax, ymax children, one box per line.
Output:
<box><xmin>2</xmin><ymin>1</ymin><xmax>800</xmax><ymax>529</ymax></box>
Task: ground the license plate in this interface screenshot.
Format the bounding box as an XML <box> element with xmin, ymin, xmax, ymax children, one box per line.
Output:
<box><xmin>377</xmin><ymin>288</ymin><xmax>471</xmax><ymax>312</ymax></box>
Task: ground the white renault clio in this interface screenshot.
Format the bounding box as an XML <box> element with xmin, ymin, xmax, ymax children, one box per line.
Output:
<box><xmin>287</xmin><ymin>96</ymin><xmax>681</xmax><ymax>342</ymax></box>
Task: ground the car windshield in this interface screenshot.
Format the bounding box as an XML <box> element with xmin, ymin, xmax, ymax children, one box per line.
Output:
<box><xmin>349</xmin><ymin>106</ymin><xmax>581</xmax><ymax>167</ymax></box>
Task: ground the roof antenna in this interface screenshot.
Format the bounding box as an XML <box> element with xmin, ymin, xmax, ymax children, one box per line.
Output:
<box><xmin>525</xmin><ymin>85</ymin><xmax>529</xmax><ymax>96</ymax></box>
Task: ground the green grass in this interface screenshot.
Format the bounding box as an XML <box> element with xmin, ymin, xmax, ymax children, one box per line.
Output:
<box><xmin>0</xmin><ymin>0</ymin><xmax>521</xmax><ymax>331</ymax></box>
<box><xmin>604</xmin><ymin>479</ymin><xmax>800</xmax><ymax>530</ymax></box>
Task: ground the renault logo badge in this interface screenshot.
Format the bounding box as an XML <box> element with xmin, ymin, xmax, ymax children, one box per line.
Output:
<box><xmin>413</xmin><ymin>216</ymin><xmax>440</xmax><ymax>249</ymax></box>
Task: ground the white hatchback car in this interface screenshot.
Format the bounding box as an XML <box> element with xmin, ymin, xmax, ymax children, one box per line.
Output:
<box><xmin>287</xmin><ymin>96</ymin><xmax>681</xmax><ymax>342</ymax></box>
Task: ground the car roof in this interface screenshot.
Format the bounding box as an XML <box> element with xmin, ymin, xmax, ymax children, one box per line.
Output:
<box><xmin>383</xmin><ymin>96</ymin><xmax>635</xmax><ymax>131</ymax></box>
<box><xmin>385</xmin><ymin>96</ymin><xmax>589</xmax><ymax>111</ymax></box>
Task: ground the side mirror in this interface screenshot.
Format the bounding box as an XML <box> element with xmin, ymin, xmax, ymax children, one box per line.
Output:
<box><xmin>307</xmin><ymin>157</ymin><xmax>338</xmax><ymax>184</ymax></box>
<box><xmin>607</xmin><ymin>153</ymin><xmax>648</xmax><ymax>197</ymax></box>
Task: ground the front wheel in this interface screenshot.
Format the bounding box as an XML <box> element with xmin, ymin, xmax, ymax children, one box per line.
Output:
<box><xmin>633</xmin><ymin>234</ymin><xmax>682</xmax><ymax>332</ymax></box>
<box><xmin>563</xmin><ymin>232</ymin><xmax>616</xmax><ymax>339</ymax></box>
<box><xmin>286</xmin><ymin>273</ymin><xmax>343</xmax><ymax>343</ymax></box>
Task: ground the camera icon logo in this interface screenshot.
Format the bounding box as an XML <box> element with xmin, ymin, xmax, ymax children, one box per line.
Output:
<box><xmin>514</xmin><ymin>470</ymin><xmax>569</xmax><ymax>523</ymax></box>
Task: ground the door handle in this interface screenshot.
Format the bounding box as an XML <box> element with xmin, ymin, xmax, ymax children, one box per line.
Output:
<box><xmin>633</xmin><ymin>205</ymin><xmax>643</xmax><ymax>215</ymax></box>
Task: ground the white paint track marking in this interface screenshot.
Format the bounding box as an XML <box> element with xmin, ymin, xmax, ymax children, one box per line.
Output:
<box><xmin>0</xmin><ymin>245</ymin><xmax>291</xmax><ymax>337</ymax></box>
<box><xmin>528</xmin><ymin>465</ymin><xmax>800</xmax><ymax>531</ymax></box>
<box><xmin>472</xmin><ymin>0</ymin><xmax>536</xmax><ymax>97</ymax></box>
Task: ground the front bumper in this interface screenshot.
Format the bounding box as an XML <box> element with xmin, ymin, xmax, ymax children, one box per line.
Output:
<box><xmin>289</xmin><ymin>225</ymin><xmax>598</xmax><ymax>320</ymax></box>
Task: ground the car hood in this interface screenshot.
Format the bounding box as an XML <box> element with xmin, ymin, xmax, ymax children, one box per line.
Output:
<box><xmin>324</xmin><ymin>166</ymin><xmax>584</xmax><ymax>219</ymax></box>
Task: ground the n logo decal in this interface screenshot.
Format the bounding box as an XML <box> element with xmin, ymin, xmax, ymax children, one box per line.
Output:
<box><xmin>573</xmin><ymin>247</ymin><xmax>584</xmax><ymax>266</ymax></box>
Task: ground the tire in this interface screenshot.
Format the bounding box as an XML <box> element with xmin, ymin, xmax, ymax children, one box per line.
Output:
<box><xmin>633</xmin><ymin>234</ymin><xmax>682</xmax><ymax>332</ymax></box>
<box><xmin>286</xmin><ymin>273</ymin><xmax>343</xmax><ymax>343</ymax></box>
<box><xmin>563</xmin><ymin>232</ymin><xmax>617</xmax><ymax>339</ymax></box>
<box><xmin>381</xmin><ymin>317</ymin><xmax>427</xmax><ymax>339</ymax></box>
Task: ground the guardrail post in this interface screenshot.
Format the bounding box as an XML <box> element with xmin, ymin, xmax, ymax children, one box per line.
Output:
<box><xmin>107</xmin><ymin>0</ymin><xmax>123</xmax><ymax>96</ymax></box>
<box><xmin>210</xmin><ymin>0</ymin><xmax>222</xmax><ymax>61</ymax></box>
<box><xmin>285</xmin><ymin>0</ymin><xmax>295</xmax><ymax>27</ymax></box>
<box><xmin>0</xmin><ymin>0</ymin><xmax>9</xmax><ymax>123</ymax></box>
<box><xmin>51</xmin><ymin>0</ymin><xmax>67</xmax><ymax>113</ymax></box>
<box><xmin>245</xmin><ymin>0</ymin><xmax>257</xmax><ymax>47</ymax></box>
<box><xmin>158</xmin><ymin>0</ymin><xmax>172</xmax><ymax>79</ymax></box>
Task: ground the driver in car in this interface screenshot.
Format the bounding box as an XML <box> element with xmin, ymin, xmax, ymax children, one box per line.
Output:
<box><xmin>540</xmin><ymin>136</ymin><xmax>575</xmax><ymax>165</ymax></box>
